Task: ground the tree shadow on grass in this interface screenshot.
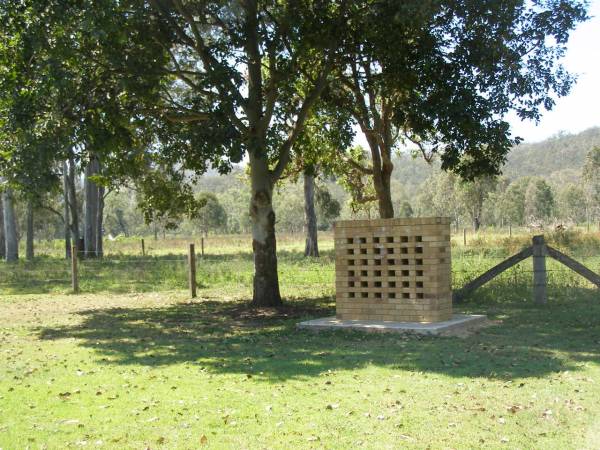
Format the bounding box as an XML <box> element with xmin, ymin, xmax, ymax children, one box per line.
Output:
<box><xmin>36</xmin><ymin>283</ymin><xmax>600</xmax><ymax>382</ymax></box>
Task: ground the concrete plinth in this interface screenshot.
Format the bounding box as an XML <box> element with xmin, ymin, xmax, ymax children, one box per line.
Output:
<box><xmin>297</xmin><ymin>314</ymin><xmax>487</xmax><ymax>336</ymax></box>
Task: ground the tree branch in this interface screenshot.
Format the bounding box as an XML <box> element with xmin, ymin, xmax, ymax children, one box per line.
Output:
<box><xmin>270</xmin><ymin>60</ymin><xmax>334</xmax><ymax>183</ymax></box>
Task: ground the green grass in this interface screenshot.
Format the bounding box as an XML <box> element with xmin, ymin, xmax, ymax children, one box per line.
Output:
<box><xmin>1</xmin><ymin>232</ymin><xmax>600</xmax><ymax>449</ymax></box>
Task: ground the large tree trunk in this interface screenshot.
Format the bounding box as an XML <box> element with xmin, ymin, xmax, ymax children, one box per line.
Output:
<box><xmin>67</xmin><ymin>154</ymin><xmax>80</xmax><ymax>255</ymax></box>
<box><xmin>303</xmin><ymin>172</ymin><xmax>319</xmax><ymax>257</ymax></box>
<box><xmin>84</xmin><ymin>157</ymin><xmax>99</xmax><ymax>258</ymax></box>
<box><xmin>365</xmin><ymin>130</ymin><xmax>395</xmax><ymax>219</ymax></box>
<box><xmin>370</xmin><ymin>152</ymin><xmax>394</xmax><ymax>219</ymax></box>
<box><xmin>63</xmin><ymin>162</ymin><xmax>71</xmax><ymax>259</ymax></box>
<box><xmin>96</xmin><ymin>186</ymin><xmax>105</xmax><ymax>258</ymax></box>
<box><xmin>249</xmin><ymin>154</ymin><xmax>282</xmax><ymax>307</ymax></box>
<box><xmin>3</xmin><ymin>188</ymin><xmax>19</xmax><ymax>262</ymax></box>
<box><xmin>0</xmin><ymin>196</ymin><xmax>5</xmax><ymax>260</ymax></box>
<box><xmin>26</xmin><ymin>199</ymin><xmax>34</xmax><ymax>260</ymax></box>
<box><xmin>374</xmin><ymin>166</ymin><xmax>394</xmax><ymax>219</ymax></box>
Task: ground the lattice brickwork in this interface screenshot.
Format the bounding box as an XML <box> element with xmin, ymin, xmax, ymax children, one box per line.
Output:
<box><xmin>334</xmin><ymin>217</ymin><xmax>452</xmax><ymax>323</ymax></box>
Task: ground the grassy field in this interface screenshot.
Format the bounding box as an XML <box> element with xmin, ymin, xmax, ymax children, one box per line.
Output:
<box><xmin>0</xmin><ymin>230</ymin><xmax>599</xmax><ymax>449</ymax></box>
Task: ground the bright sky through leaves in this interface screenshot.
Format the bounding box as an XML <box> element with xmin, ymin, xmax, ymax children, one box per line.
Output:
<box><xmin>508</xmin><ymin>0</ymin><xmax>600</xmax><ymax>143</ymax></box>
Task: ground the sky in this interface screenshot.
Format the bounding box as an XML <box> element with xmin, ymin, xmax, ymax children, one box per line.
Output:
<box><xmin>508</xmin><ymin>0</ymin><xmax>600</xmax><ymax>143</ymax></box>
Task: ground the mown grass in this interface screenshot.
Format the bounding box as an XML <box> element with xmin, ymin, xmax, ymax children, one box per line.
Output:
<box><xmin>0</xmin><ymin>231</ymin><xmax>599</xmax><ymax>449</ymax></box>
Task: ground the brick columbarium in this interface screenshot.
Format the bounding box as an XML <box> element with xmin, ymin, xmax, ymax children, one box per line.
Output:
<box><xmin>297</xmin><ymin>217</ymin><xmax>487</xmax><ymax>335</ymax></box>
<box><xmin>334</xmin><ymin>217</ymin><xmax>452</xmax><ymax>322</ymax></box>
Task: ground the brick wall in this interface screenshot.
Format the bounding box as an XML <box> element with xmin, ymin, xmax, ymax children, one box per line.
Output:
<box><xmin>334</xmin><ymin>217</ymin><xmax>452</xmax><ymax>322</ymax></box>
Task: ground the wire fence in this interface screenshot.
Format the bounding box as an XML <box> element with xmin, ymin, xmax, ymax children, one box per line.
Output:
<box><xmin>1</xmin><ymin>228</ymin><xmax>599</xmax><ymax>297</ymax></box>
<box><xmin>0</xmin><ymin>249</ymin><xmax>598</xmax><ymax>296</ymax></box>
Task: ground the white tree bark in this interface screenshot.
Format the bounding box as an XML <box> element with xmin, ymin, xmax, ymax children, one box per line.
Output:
<box><xmin>2</xmin><ymin>187</ymin><xmax>19</xmax><ymax>262</ymax></box>
<box><xmin>0</xmin><ymin>195</ymin><xmax>5</xmax><ymax>260</ymax></box>
<box><xmin>84</xmin><ymin>158</ymin><xmax>99</xmax><ymax>257</ymax></box>
<box><xmin>63</xmin><ymin>161</ymin><xmax>71</xmax><ymax>259</ymax></box>
<box><xmin>303</xmin><ymin>173</ymin><xmax>319</xmax><ymax>257</ymax></box>
<box><xmin>26</xmin><ymin>199</ymin><xmax>34</xmax><ymax>260</ymax></box>
<box><xmin>249</xmin><ymin>153</ymin><xmax>281</xmax><ymax>306</ymax></box>
<box><xmin>96</xmin><ymin>185</ymin><xmax>105</xmax><ymax>258</ymax></box>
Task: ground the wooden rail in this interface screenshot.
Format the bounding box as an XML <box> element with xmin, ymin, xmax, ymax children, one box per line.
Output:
<box><xmin>547</xmin><ymin>246</ymin><xmax>600</xmax><ymax>288</ymax></box>
<box><xmin>453</xmin><ymin>235</ymin><xmax>599</xmax><ymax>304</ymax></box>
<box><xmin>453</xmin><ymin>246</ymin><xmax>533</xmax><ymax>303</ymax></box>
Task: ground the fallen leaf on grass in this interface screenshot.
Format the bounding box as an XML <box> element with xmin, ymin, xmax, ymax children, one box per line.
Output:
<box><xmin>58</xmin><ymin>419</ymin><xmax>80</xmax><ymax>426</ymax></box>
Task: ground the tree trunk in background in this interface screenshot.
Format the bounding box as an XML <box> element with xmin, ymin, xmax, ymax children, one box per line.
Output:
<box><xmin>303</xmin><ymin>172</ymin><xmax>319</xmax><ymax>257</ymax></box>
<box><xmin>0</xmin><ymin>196</ymin><xmax>5</xmax><ymax>260</ymax></box>
<box><xmin>96</xmin><ymin>186</ymin><xmax>105</xmax><ymax>258</ymax></box>
<box><xmin>3</xmin><ymin>188</ymin><xmax>19</xmax><ymax>262</ymax></box>
<box><xmin>63</xmin><ymin>162</ymin><xmax>71</xmax><ymax>259</ymax></box>
<box><xmin>249</xmin><ymin>153</ymin><xmax>282</xmax><ymax>306</ymax></box>
<box><xmin>67</xmin><ymin>154</ymin><xmax>80</xmax><ymax>256</ymax></box>
<box><xmin>84</xmin><ymin>157</ymin><xmax>99</xmax><ymax>257</ymax></box>
<box><xmin>26</xmin><ymin>199</ymin><xmax>34</xmax><ymax>260</ymax></box>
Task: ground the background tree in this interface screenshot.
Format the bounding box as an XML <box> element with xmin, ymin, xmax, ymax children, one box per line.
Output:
<box><xmin>303</xmin><ymin>168</ymin><xmax>319</xmax><ymax>257</ymax></box>
<box><xmin>557</xmin><ymin>183</ymin><xmax>588</xmax><ymax>224</ymax></box>
<box><xmin>1</xmin><ymin>185</ymin><xmax>18</xmax><ymax>261</ymax></box>
<box><xmin>457</xmin><ymin>176</ymin><xmax>497</xmax><ymax>231</ymax></box>
<box><xmin>0</xmin><ymin>196</ymin><xmax>4</xmax><ymax>259</ymax></box>
<box><xmin>583</xmin><ymin>146</ymin><xmax>600</xmax><ymax>221</ymax></box>
<box><xmin>525</xmin><ymin>178</ymin><xmax>555</xmax><ymax>224</ymax></box>
<box><xmin>195</xmin><ymin>193</ymin><xmax>227</xmax><ymax>236</ymax></box>
<box><xmin>315</xmin><ymin>184</ymin><xmax>341</xmax><ymax>230</ymax></box>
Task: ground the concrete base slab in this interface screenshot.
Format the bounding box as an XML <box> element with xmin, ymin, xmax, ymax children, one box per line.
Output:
<box><xmin>297</xmin><ymin>314</ymin><xmax>488</xmax><ymax>336</ymax></box>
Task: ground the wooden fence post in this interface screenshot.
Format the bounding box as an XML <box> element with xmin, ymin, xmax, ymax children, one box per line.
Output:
<box><xmin>71</xmin><ymin>244</ymin><xmax>79</xmax><ymax>294</ymax></box>
<box><xmin>509</xmin><ymin>223</ymin><xmax>512</xmax><ymax>238</ymax></box>
<box><xmin>463</xmin><ymin>228</ymin><xmax>467</xmax><ymax>246</ymax></box>
<box><xmin>188</xmin><ymin>243</ymin><xmax>197</xmax><ymax>298</ymax></box>
<box><xmin>201</xmin><ymin>237</ymin><xmax>205</xmax><ymax>257</ymax></box>
<box><xmin>532</xmin><ymin>235</ymin><xmax>547</xmax><ymax>305</ymax></box>
<box><xmin>141</xmin><ymin>238</ymin><xmax>145</xmax><ymax>256</ymax></box>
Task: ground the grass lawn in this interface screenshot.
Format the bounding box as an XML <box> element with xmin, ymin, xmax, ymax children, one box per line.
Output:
<box><xmin>1</xmin><ymin>231</ymin><xmax>600</xmax><ymax>449</ymax></box>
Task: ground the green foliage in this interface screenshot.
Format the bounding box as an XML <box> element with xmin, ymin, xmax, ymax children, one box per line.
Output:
<box><xmin>315</xmin><ymin>184</ymin><xmax>341</xmax><ymax>230</ymax></box>
<box><xmin>525</xmin><ymin>178</ymin><xmax>555</xmax><ymax>223</ymax></box>
<box><xmin>557</xmin><ymin>183</ymin><xmax>588</xmax><ymax>224</ymax></box>
<box><xmin>457</xmin><ymin>175</ymin><xmax>497</xmax><ymax>228</ymax></box>
<box><xmin>583</xmin><ymin>146</ymin><xmax>600</xmax><ymax>216</ymax></box>
<box><xmin>195</xmin><ymin>192</ymin><xmax>227</xmax><ymax>235</ymax></box>
<box><xmin>494</xmin><ymin>178</ymin><xmax>530</xmax><ymax>226</ymax></box>
<box><xmin>136</xmin><ymin>172</ymin><xmax>202</xmax><ymax>230</ymax></box>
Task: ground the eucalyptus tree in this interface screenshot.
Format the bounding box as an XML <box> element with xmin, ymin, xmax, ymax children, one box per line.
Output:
<box><xmin>3</xmin><ymin>0</ymin><xmax>358</xmax><ymax>305</ymax></box>
<box><xmin>0</xmin><ymin>0</ymin><xmax>185</xmax><ymax>259</ymax></box>
<box><xmin>1</xmin><ymin>186</ymin><xmax>18</xmax><ymax>261</ymax></box>
<box><xmin>0</xmin><ymin>197</ymin><xmax>4</xmax><ymax>260</ymax></box>
<box><xmin>325</xmin><ymin>0</ymin><xmax>588</xmax><ymax>218</ymax></box>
